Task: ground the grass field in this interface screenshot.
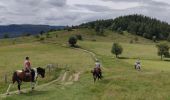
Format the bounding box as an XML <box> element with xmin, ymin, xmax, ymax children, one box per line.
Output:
<box><xmin>0</xmin><ymin>41</ymin><xmax>93</xmax><ymax>94</ymax></box>
<box><xmin>1</xmin><ymin>29</ymin><xmax>170</xmax><ymax>100</ymax></box>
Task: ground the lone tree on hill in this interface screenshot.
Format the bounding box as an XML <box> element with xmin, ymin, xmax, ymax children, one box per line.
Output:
<box><xmin>156</xmin><ymin>42</ymin><xmax>170</xmax><ymax>60</ymax></box>
<box><xmin>68</xmin><ymin>36</ymin><xmax>77</xmax><ymax>47</ymax></box>
<box><xmin>111</xmin><ymin>43</ymin><xmax>123</xmax><ymax>58</ymax></box>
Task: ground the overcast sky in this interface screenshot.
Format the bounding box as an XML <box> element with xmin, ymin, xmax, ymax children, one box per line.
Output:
<box><xmin>0</xmin><ymin>0</ymin><xmax>170</xmax><ymax>25</ymax></box>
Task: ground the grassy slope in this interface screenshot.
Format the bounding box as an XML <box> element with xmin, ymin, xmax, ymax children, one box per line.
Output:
<box><xmin>0</xmin><ymin>41</ymin><xmax>93</xmax><ymax>94</ymax></box>
<box><xmin>2</xmin><ymin>28</ymin><xmax>170</xmax><ymax>100</ymax></box>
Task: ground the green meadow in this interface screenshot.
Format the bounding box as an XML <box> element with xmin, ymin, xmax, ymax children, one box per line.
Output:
<box><xmin>1</xmin><ymin>29</ymin><xmax>170</xmax><ymax>100</ymax></box>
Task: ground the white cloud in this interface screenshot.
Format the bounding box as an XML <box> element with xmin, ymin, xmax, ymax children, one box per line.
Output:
<box><xmin>0</xmin><ymin>0</ymin><xmax>169</xmax><ymax>25</ymax></box>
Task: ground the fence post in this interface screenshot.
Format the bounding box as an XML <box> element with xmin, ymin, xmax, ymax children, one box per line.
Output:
<box><xmin>4</xmin><ymin>74</ymin><xmax>7</xmax><ymax>83</ymax></box>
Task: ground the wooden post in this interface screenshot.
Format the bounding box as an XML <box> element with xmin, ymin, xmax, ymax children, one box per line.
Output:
<box><xmin>4</xmin><ymin>74</ymin><xmax>7</xmax><ymax>83</ymax></box>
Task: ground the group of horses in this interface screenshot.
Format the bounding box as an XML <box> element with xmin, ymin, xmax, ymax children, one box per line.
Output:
<box><xmin>5</xmin><ymin>63</ymin><xmax>140</xmax><ymax>95</ymax></box>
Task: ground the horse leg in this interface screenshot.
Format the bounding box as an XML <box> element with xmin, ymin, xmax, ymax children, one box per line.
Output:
<box><xmin>98</xmin><ymin>74</ymin><xmax>100</xmax><ymax>80</ymax></box>
<box><xmin>93</xmin><ymin>75</ymin><xmax>96</xmax><ymax>83</ymax></box>
<box><xmin>31</xmin><ymin>82</ymin><xmax>35</xmax><ymax>91</ymax></box>
<box><xmin>6</xmin><ymin>84</ymin><xmax>12</xmax><ymax>95</ymax></box>
<box><xmin>6</xmin><ymin>71</ymin><xmax>17</xmax><ymax>95</ymax></box>
<box><xmin>16</xmin><ymin>80</ymin><xmax>21</xmax><ymax>94</ymax></box>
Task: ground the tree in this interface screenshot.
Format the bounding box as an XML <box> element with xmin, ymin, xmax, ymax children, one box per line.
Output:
<box><xmin>95</xmin><ymin>25</ymin><xmax>104</xmax><ymax>36</ymax></box>
<box><xmin>40</xmin><ymin>31</ymin><xmax>44</xmax><ymax>36</ymax></box>
<box><xmin>3</xmin><ymin>33</ymin><xmax>9</xmax><ymax>38</ymax></box>
<box><xmin>156</xmin><ymin>42</ymin><xmax>170</xmax><ymax>60</ymax></box>
<box><xmin>167</xmin><ymin>34</ymin><xmax>170</xmax><ymax>42</ymax></box>
<box><xmin>68</xmin><ymin>36</ymin><xmax>77</xmax><ymax>47</ymax></box>
<box><xmin>79</xmin><ymin>14</ymin><xmax>170</xmax><ymax>41</ymax></box>
<box><xmin>111</xmin><ymin>43</ymin><xmax>123</xmax><ymax>58</ymax></box>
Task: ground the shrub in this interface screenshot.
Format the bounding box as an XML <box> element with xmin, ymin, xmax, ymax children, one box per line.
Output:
<box><xmin>76</xmin><ymin>34</ymin><xmax>83</xmax><ymax>40</ymax></box>
<box><xmin>3</xmin><ymin>33</ymin><xmax>9</xmax><ymax>38</ymax></box>
<box><xmin>40</xmin><ymin>37</ymin><xmax>45</xmax><ymax>41</ymax></box>
<box><xmin>68</xmin><ymin>36</ymin><xmax>77</xmax><ymax>47</ymax></box>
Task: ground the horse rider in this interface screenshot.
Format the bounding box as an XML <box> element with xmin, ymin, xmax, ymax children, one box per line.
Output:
<box><xmin>134</xmin><ymin>58</ymin><xmax>141</xmax><ymax>69</ymax></box>
<box><xmin>24</xmin><ymin>56</ymin><xmax>34</xmax><ymax>82</ymax></box>
<box><xmin>94</xmin><ymin>59</ymin><xmax>102</xmax><ymax>77</ymax></box>
<box><xmin>24</xmin><ymin>57</ymin><xmax>31</xmax><ymax>73</ymax></box>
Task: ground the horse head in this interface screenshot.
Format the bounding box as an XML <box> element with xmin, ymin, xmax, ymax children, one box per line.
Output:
<box><xmin>37</xmin><ymin>67</ymin><xmax>45</xmax><ymax>78</ymax></box>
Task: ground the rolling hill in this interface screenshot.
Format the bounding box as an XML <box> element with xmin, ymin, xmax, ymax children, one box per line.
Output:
<box><xmin>0</xmin><ymin>24</ymin><xmax>65</xmax><ymax>38</ymax></box>
<box><xmin>1</xmin><ymin>15</ymin><xmax>170</xmax><ymax>100</ymax></box>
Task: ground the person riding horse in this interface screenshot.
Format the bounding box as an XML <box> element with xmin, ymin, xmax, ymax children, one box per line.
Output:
<box><xmin>134</xmin><ymin>58</ymin><xmax>141</xmax><ymax>70</ymax></box>
<box><xmin>94</xmin><ymin>60</ymin><xmax>102</xmax><ymax>78</ymax></box>
<box><xmin>24</xmin><ymin>57</ymin><xmax>35</xmax><ymax>82</ymax></box>
<box><xmin>6</xmin><ymin>57</ymin><xmax>45</xmax><ymax>95</ymax></box>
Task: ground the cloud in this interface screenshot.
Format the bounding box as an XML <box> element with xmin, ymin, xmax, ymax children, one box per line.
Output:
<box><xmin>0</xmin><ymin>0</ymin><xmax>169</xmax><ymax>25</ymax></box>
<box><xmin>44</xmin><ymin>0</ymin><xmax>67</xmax><ymax>7</ymax></box>
<box><xmin>75</xmin><ymin>4</ymin><xmax>113</xmax><ymax>12</ymax></box>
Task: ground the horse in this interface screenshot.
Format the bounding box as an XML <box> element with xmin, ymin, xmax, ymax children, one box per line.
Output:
<box><xmin>6</xmin><ymin>67</ymin><xmax>45</xmax><ymax>95</ymax></box>
<box><xmin>91</xmin><ymin>67</ymin><xmax>102</xmax><ymax>83</ymax></box>
<box><xmin>134</xmin><ymin>64</ymin><xmax>141</xmax><ymax>71</ymax></box>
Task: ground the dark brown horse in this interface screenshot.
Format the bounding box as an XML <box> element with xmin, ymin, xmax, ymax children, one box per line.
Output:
<box><xmin>91</xmin><ymin>67</ymin><xmax>102</xmax><ymax>83</ymax></box>
<box><xmin>6</xmin><ymin>67</ymin><xmax>45</xmax><ymax>95</ymax></box>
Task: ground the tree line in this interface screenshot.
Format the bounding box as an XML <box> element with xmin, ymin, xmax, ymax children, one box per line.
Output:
<box><xmin>79</xmin><ymin>14</ymin><xmax>170</xmax><ymax>41</ymax></box>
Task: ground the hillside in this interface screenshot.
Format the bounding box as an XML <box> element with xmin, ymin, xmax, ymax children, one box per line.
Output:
<box><xmin>0</xmin><ymin>24</ymin><xmax>65</xmax><ymax>38</ymax></box>
<box><xmin>1</xmin><ymin>28</ymin><xmax>170</xmax><ymax>100</ymax></box>
<box><xmin>79</xmin><ymin>14</ymin><xmax>170</xmax><ymax>40</ymax></box>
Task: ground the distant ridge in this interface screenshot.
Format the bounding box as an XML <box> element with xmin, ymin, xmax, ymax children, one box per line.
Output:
<box><xmin>0</xmin><ymin>24</ymin><xmax>65</xmax><ymax>38</ymax></box>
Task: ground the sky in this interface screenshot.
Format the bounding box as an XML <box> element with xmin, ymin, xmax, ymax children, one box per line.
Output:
<box><xmin>0</xmin><ymin>0</ymin><xmax>170</xmax><ymax>25</ymax></box>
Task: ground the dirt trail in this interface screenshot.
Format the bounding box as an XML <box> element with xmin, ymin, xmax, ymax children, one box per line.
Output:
<box><xmin>76</xmin><ymin>48</ymin><xmax>107</xmax><ymax>70</ymax></box>
<box><xmin>61</xmin><ymin>72</ymin><xmax>67</xmax><ymax>82</ymax></box>
<box><xmin>73</xmin><ymin>72</ymin><xmax>80</xmax><ymax>81</ymax></box>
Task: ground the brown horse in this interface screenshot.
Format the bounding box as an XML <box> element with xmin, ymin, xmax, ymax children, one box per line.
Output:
<box><xmin>6</xmin><ymin>67</ymin><xmax>45</xmax><ymax>95</ymax></box>
<box><xmin>91</xmin><ymin>67</ymin><xmax>102</xmax><ymax>83</ymax></box>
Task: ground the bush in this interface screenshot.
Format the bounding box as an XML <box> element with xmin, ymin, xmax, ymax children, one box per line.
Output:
<box><xmin>35</xmin><ymin>35</ymin><xmax>40</xmax><ymax>39</ymax></box>
<box><xmin>68</xmin><ymin>36</ymin><xmax>77</xmax><ymax>47</ymax></box>
<box><xmin>130</xmin><ymin>40</ymin><xmax>133</xmax><ymax>44</ymax></box>
<box><xmin>134</xmin><ymin>37</ymin><xmax>139</xmax><ymax>42</ymax></box>
<box><xmin>3</xmin><ymin>33</ymin><xmax>9</xmax><ymax>38</ymax></box>
<box><xmin>56</xmin><ymin>34</ymin><xmax>58</xmax><ymax>38</ymax></box>
<box><xmin>118</xmin><ymin>31</ymin><xmax>124</xmax><ymax>35</ymax></box>
<box><xmin>46</xmin><ymin>33</ymin><xmax>51</xmax><ymax>38</ymax></box>
<box><xmin>76</xmin><ymin>34</ymin><xmax>83</xmax><ymax>40</ymax></box>
<box><xmin>40</xmin><ymin>37</ymin><xmax>45</xmax><ymax>41</ymax></box>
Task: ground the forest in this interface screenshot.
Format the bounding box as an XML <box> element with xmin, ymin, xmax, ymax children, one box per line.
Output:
<box><xmin>79</xmin><ymin>14</ymin><xmax>170</xmax><ymax>41</ymax></box>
